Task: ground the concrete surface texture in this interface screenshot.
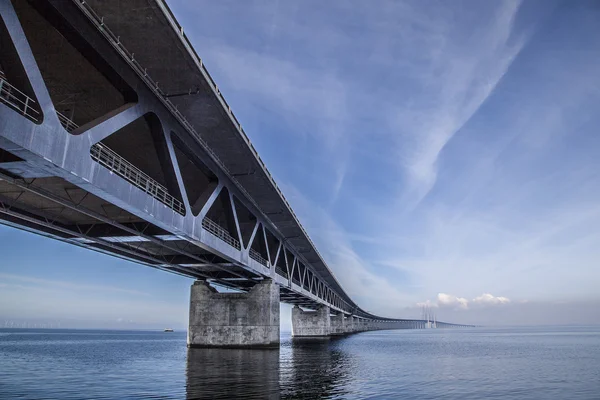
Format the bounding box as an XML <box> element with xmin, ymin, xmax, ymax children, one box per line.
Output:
<box><xmin>188</xmin><ymin>279</ymin><xmax>280</xmax><ymax>348</ymax></box>
<box><xmin>291</xmin><ymin>305</ymin><xmax>331</xmax><ymax>337</ymax></box>
<box><xmin>330</xmin><ymin>312</ymin><xmax>347</xmax><ymax>336</ymax></box>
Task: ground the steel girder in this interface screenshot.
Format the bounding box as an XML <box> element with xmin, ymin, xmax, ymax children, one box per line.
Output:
<box><xmin>0</xmin><ymin>0</ymin><xmax>381</xmax><ymax>319</ymax></box>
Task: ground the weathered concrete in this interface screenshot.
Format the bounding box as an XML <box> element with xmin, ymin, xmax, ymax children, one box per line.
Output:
<box><xmin>188</xmin><ymin>279</ymin><xmax>280</xmax><ymax>348</ymax></box>
<box><xmin>362</xmin><ymin>320</ymin><xmax>369</xmax><ymax>331</ymax></box>
<box><xmin>354</xmin><ymin>317</ymin><xmax>365</xmax><ymax>332</ymax></box>
<box><xmin>291</xmin><ymin>305</ymin><xmax>331</xmax><ymax>337</ymax></box>
<box><xmin>347</xmin><ymin>316</ymin><xmax>356</xmax><ymax>332</ymax></box>
<box><xmin>330</xmin><ymin>313</ymin><xmax>347</xmax><ymax>335</ymax></box>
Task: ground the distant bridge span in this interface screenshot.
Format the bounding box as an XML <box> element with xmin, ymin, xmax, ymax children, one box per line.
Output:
<box><xmin>0</xmin><ymin>0</ymin><xmax>473</xmax><ymax>346</ymax></box>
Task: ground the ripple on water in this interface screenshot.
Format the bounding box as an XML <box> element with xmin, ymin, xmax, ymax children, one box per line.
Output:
<box><xmin>0</xmin><ymin>327</ymin><xmax>599</xmax><ymax>400</ymax></box>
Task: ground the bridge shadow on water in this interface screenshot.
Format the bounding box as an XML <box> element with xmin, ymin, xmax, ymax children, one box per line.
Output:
<box><xmin>185</xmin><ymin>335</ymin><xmax>354</xmax><ymax>399</ymax></box>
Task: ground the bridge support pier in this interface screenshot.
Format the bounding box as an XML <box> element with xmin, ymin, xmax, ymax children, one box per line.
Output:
<box><xmin>187</xmin><ymin>279</ymin><xmax>280</xmax><ymax>348</ymax></box>
<box><xmin>355</xmin><ymin>317</ymin><xmax>366</xmax><ymax>332</ymax></box>
<box><xmin>291</xmin><ymin>305</ymin><xmax>331</xmax><ymax>337</ymax></box>
<box><xmin>330</xmin><ymin>313</ymin><xmax>347</xmax><ymax>335</ymax></box>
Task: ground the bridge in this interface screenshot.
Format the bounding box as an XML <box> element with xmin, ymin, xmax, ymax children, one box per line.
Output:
<box><xmin>0</xmin><ymin>0</ymin><xmax>472</xmax><ymax>347</ymax></box>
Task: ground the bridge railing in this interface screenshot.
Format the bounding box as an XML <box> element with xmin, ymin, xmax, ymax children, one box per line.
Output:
<box><xmin>56</xmin><ymin>110</ymin><xmax>79</xmax><ymax>133</ymax></box>
<box><xmin>90</xmin><ymin>142</ymin><xmax>186</xmax><ymax>215</ymax></box>
<box><xmin>275</xmin><ymin>265</ymin><xmax>288</xmax><ymax>279</ymax></box>
<box><xmin>150</xmin><ymin>1</ymin><xmax>343</xmax><ymax>305</ymax></box>
<box><xmin>0</xmin><ymin>74</ymin><xmax>40</xmax><ymax>123</ymax></box>
<box><xmin>72</xmin><ymin>0</ymin><xmax>358</xmax><ymax>314</ymax></box>
<box><xmin>54</xmin><ymin>110</ymin><xmax>186</xmax><ymax>216</ymax></box>
<box><xmin>71</xmin><ymin>0</ymin><xmax>323</xmax><ymax>270</ymax></box>
<box><xmin>249</xmin><ymin>248</ymin><xmax>268</xmax><ymax>267</ymax></box>
<box><xmin>201</xmin><ymin>217</ymin><xmax>241</xmax><ymax>250</ymax></box>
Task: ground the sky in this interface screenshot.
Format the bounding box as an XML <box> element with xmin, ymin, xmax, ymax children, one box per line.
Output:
<box><xmin>2</xmin><ymin>0</ymin><xmax>600</xmax><ymax>329</ymax></box>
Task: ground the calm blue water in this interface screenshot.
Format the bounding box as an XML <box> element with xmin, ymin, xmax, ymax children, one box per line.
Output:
<box><xmin>0</xmin><ymin>326</ymin><xmax>599</xmax><ymax>399</ymax></box>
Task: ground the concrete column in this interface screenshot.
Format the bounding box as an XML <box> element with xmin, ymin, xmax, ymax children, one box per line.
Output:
<box><xmin>330</xmin><ymin>313</ymin><xmax>347</xmax><ymax>335</ymax></box>
<box><xmin>357</xmin><ymin>318</ymin><xmax>365</xmax><ymax>332</ymax></box>
<box><xmin>356</xmin><ymin>319</ymin><xmax>363</xmax><ymax>331</ymax></box>
<box><xmin>188</xmin><ymin>279</ymin><xmax>280</xmax><ymax>348</ymax></box>
<box><xmin>292</xmin><ymin>305</ymin><xmax>331</xmax><ymax>337</ymax></box>
<box><xmin>345</xmin><ymin>316</ymin><xmax>354</xmax><ymax>332</ymax></box>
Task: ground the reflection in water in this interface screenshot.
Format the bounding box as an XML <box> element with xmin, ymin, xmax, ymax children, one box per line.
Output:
<box><xmin>281</xmin><ymin>337</ymin><xmax>353</xmax><ymax>399</ymax></box>
<box><xmin>3</xmin><ymin>328</ymin><xmax>599</xmax><ymax>399</ymax></box>
<box><xmin>186</xmin><ymin>347</ymin><xmax>280</xmax><ymax>399</ymax></box>
<box><xmin>185</xmin><ymin>336</ymin><xmax>354</xmax><ymax>400</ymax></box>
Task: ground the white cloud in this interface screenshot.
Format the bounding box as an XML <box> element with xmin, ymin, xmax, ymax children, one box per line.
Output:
<box><xmin>437</xmin><ymin>293</ymin><xmax>469</xmax><ymax>310</ymax></box>
<box><xmin>473</xmin><ymin>293</ymin><xmax>511</xmax><ymax>306</ymax></box>
<box><xmin>417</xmin><ymin>292</ymin><xmax>511</xmax><ymax>312</ymax></box>
<box><xmin>389</xmin><ymin>0</ymin><xmax>527</xmax><ymax>207</ymax></box>
<box><xmin>174</xmin><ymin>0</ymin><xmax>600</xmax><ymax>324</ymax></box>
<box><xmin>187</xmin><ymin>1</ymin><xmax>528</xmax><ymax>210</ymax></box>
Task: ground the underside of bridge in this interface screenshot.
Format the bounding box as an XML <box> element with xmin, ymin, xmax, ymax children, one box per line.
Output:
<box><xmin>0</xmin><ymin>0</ymin><xmax>473</xmax><ymax>348</ymax></box>
<box><xmin>0</xmin><ymin>0</ymin><xmax>324</xmax><ymax>308</ymax></box>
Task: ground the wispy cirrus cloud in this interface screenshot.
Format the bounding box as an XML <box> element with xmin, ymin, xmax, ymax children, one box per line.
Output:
<box><xmin>186</xmin><ymin>0</ymin><xmax>530</xmax><ymax>211</ymax></box>
<box><xmin>389</xmin><ymin>0</ymin><xmax>527</xmax><ymax>207</ymax></box>
<box><xmin>282</xmin><ymin>183</ymin><xmax>414</xmax><ymax>317</ymax></box>
<box><xmin>167</xmin><ymin>0</ymin><xmax>600</xmax><ymax>326</ymax></box>
<box><xmin>181</xmin><ymin>1</ymin><xmax>529</xmax><ymax>209</ymax></box>
<box><xmin>8</xmin><ymin>0</ymin><xmax>600</xmax><ymax>328</ymax></box>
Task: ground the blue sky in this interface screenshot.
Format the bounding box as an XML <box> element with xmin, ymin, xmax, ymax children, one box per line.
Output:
<box><xmin>2</xmin><ymin>0</ymin><xmax>600</xmax><ymax>328</ymax></box>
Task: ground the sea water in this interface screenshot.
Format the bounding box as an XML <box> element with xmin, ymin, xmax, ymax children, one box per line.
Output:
<box><xmin>0</xmin><ymin>326</ymin><xmax>598</xmax><ymax>399</ymax></box>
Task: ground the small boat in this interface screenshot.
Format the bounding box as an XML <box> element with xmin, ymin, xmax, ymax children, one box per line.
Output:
<box><xmin>164</xmin><ymin>328</ymin><xmax>174</xmax><ymax>332</ymax></box>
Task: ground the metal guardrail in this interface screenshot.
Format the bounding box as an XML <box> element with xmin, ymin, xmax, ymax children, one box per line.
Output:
<box><xmin>70</xmin><ymin>0</ymin><xmax>321</xmax><ymax>266</ymax></box>
<box><xmin>72</xmin><ymin>1</ymin><xmax>225</xmax><ymax>177</ymax></box>
<box><xmin>72</xmin><ymin>0</ymin><xmax>357</xmax><ymax>314</ymax></box>
<box><xmin>249</xmin><ymin>248</ymin><xmax>268</xmax><ymax>267</ymax></box>
<box><xmin>90</xmin><ymin>142</ymin><xmax>185</xmax><ymax>215</ymax></box>
<box><xmin>54</xmin><ymin>110</ymin><xmax>185</xmax><ymax>216</ymax></box>
<box><xmin>202</xmin><ymin>217</ymin><xmax>241</xmax><ymax>250</ymax></box>
<box><xmin>275</xmin><ymin>266</ymin><xmax>288</xmax><ymax>278</ymax></box>
<box><xmin>56</xmin><ymin>110</ymin><xmax>79</xmax><ymax>133</ymax></box>
<box><xmin>150</xmin><ymin>1</ymin><xmax>350</xmax><ymax>309</ymax></box>
<box><xmin>153</xmin><ymin>1</ymin><xmax>318</xmax><ymax>253</ymax></box>
<box><xmin>0</xmin><ymin>76</ymin><xmax>40</xmax><ymax>122</ymax></box>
